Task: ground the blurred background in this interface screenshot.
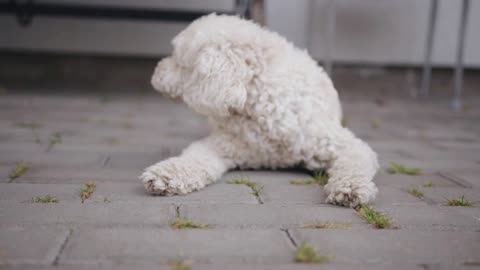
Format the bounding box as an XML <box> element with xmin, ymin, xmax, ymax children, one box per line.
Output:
<box><xmin>1</xmin><ymin>0</ymin><xmax>479</xmax><ymax>66</ymax></box>
<box><xmin>1</xmin><ymin>0</ymin><xmax>479</xmax><ymax>105</ymax></box>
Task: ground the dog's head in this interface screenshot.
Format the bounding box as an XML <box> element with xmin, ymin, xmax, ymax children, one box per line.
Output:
<box><xmin>151</xmin><ymin>14</ymin><xmax>267</xmax><ymax>117</ymax></box>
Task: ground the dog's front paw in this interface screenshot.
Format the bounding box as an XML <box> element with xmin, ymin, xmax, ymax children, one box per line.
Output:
<box><xmin>324</xmin><ymin>180</ymin><xmax>378</xmax><ymax>208</ymax></box>
<box><xmin>140</xmin><ymin>159</ymin><xmax>193</xmax><ymax>195</ymax></box>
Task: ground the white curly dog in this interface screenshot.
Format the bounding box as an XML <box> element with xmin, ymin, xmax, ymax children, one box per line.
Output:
<box><xmin>140</xmin><ymin>14</ymin><xmax>379</xmax><ymax>207</ymax></box>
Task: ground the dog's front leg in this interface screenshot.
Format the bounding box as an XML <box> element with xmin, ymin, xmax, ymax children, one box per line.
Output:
<box><xmin>323</xmin><ymin>129</ymin><xmax>379</xmax><ymax>208</ymax></box>
<box><xmin>140</xmin><ymin>137</ymin><xmax>231</xmax><ymax>195</ymax></box>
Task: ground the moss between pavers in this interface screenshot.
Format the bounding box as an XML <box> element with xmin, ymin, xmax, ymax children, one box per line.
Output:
<box><xmin>170</xmin><ymin>218</ymin><xmax>210</xmax><ymax>229</ymax></box>
<box><xmin>356</xmin><ymin>205</ymin><xmax>393</xmax><ymax>229</ymax></box>
<box><xmin>423</xmin><ymin>181</ymin><xmax>433</xmax><ymax>187</ymax></box>
<box><xmin>445</xmin><ymin>195</ymin><xmax>477</xmax><ymax>207</ymax></box>
<box><xmin>46</xmin><ymin>132</ymin><xmax>62</xmax><ymax>152</ymax></box>
<box><xmin>406</xmin><ymin>188</ymin><xmax>424</xmax><ymax>199</ymax></box>
<box><xmin>227</xmin><ymin>178</ymin><xmax>264</xmax><ymax>204</ymax></box>
<box><xmin>290</xmin><ymin>171</ymin><xmax>328</xmax><ymax>186</ymax></box>
<box><xmin>8</xmin><ymin>162</ymin><xmax>29</xmax><ymax>181</ymax></box>
<box><xmin>302</xmin><ymin>222</ymin><xmax>351</xmax><ymax>229</ymax></box>
<box><xmin>80</xmin><ymin>182</ymin><xmax>96</xmax><ymax>203</ymax></box>
<box><xmin>31</xmin><ymin>195</ymin><xmax>59</xmax><ymax>203</ymax></box>
<box><xmin>294</xmin><ymin>242</ymin><xmax>330</xmax><ymax>264</ymax></box>
<box><xmin>169</xmin><ymin>258</ymin><xmax>191</xmax><ymax>270</ymax></box>
<box><xmin>387</xmin><ymin>162</ymin><xmax>422</xmax><ymax>175</ymax></box>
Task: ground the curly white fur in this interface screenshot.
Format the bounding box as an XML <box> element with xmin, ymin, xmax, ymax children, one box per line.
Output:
<box><xmin>140</xmin><ymin>14</ymin><xmax>379</xmax><ymax>207</ymax></box>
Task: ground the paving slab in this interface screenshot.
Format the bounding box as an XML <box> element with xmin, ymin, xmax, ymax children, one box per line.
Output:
<box><xmin>0</xmin><ymin>202</ymin><xmax>175</xmax><ymax>227</ymax></box>
<box><xmin>379</xmin><ymin>158</ymin><xmax>480</xmax><ymax>172</ymax></box>
<box><xmin>290</xmin><ymin>230</ymin><xmax>480</xmax><ymax>265</ymax></box>
<box><xmin>86</xmin><ymin>183</ymin><xmax>259</xmax><ymax>204</ymax></box>
<box><xmin>258</xmin><ymin>183</ymin><xmax>427</xmax><ymax>206</ymax></box>
<box><xmin>447</xmin><ymin>171</ymin><xmax>480</xmax><ymax>188</ymax></box>
<box><xmin>13</xmin><ymin>167</ymin><xmax>140</xmax><ymax>184</ymax></box>
<box><xmin>260</xmin><ymin>184</ymin><xmax>325</xmax><ymax>204</ymax></box>
<box><xmin>221</xmin><ymin>170</ymin><xmax>313</xmax><ymax>185</ymax></box>
<box><xmin>446</xmin><ymin>207</ymin><xmax>480</xmax><ymax>226</ymax></box>
<box><xmin>0</xmin><ymin>263</ymin><xmax>426</xmax><ymax>270</ymax></box>
<box><xmin>2</xmin><ymin>66</ymin><xmax>480</xmax><ymax>269</ymax></box>
<box><xmin>0</xmin><ymin>226</ymin><xmax>69</xmax><ymax>266</ymax></box>
<box><xmin>0</xmin><ymin>183</ymin><xmax>81</xmax><ymax>203</ymax></box>
<box><xmin>377</xmin><ymin>205</ymin><xmax>480</xmax><ymax>230</ymax></box>
<box><xmin>0</xmin><ymin>151</ymin><xmax>105</xmax><ymax>172</ymax></box>
<box><xmin>59</xmin><ymin>229</ymin><xmax>293</xmax><ymax>264</ymax></box>
<box><xmin>179</xmin><ymin>204</ymin><xmax>366</xmax><ymax>229</ymax></box>
<box><xmin>0</xmin><ymin>182</ymin><xmax>260</xmax><ymax>205</ymax></box>
<box><xmin>0</xmin><ymin>165</ymin><xmax>15</xmax><ymax>183</ymax></box>
<box><xmin>104</xmin><ymin>150</ymin><xmax>185</xmax><ymax>169</ymax></box>
<box><xmin>421</xmin><ymin>187</ymin><xmax>480</xmax><ymax>206</ymax></box>
<box><xmin>373</xmin><ymin>172</ymin><xmax>460</xmax><ymax>188</ymax></box>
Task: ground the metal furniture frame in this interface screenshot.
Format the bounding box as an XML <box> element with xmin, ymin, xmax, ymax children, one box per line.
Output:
<box><xmin>0</xmin><ymin>0</ymin><xmax>250</xmax><ymax>25</ymax></box>
<box><xmin>0</xmin><ymin>0</ymin><xmax>471</xmax><ymax>109</ymax></box>
<box><xmin>323</xmin><ymin>0</ymin><xmax>471</xmax><ymax>110</ymax></box>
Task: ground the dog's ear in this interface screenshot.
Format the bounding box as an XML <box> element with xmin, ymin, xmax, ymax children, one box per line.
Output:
<box><xmin>183</xmin><ymin>45</ymin><xmax>249</xmax><ymax>117</ymax></box>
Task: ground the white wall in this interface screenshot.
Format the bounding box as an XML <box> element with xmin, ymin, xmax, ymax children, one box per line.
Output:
<box><xmin>1</xmin><ymin>0</ymin><xmax>479</xmax><ymax>67</ymax></box>
<box><xmin>0</xmin><ymin>0</ymin><xmax>233</xmax><ymax>56</ymax></box>
<box><xmin>266</xmin><ymin>0</ymin><xmax>480</xmax><ymax>67</ymax></box>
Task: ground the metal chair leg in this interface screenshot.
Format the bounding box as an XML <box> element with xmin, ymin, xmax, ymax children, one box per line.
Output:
<box><xmin>324</xmin><ymin>0</ymin><xmax>336</xmax><ymax>76</ymax></box>
<box><xmin>235</xmin><ymin>0</ymin><xmax>250</xmax><ymax>18</ymax></box>
<box><xmin>452</xmin><ymin>0</ymin><xmax>470</xmax><ymax>111</ymax></box>
<box><xmin>420</xmin><ymin>0</ymin><xmax>438</xmax><ymax>97</ymax></box>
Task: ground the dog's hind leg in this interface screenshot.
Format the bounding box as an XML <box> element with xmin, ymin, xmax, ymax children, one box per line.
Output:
<box><xmin>140</xmin><ymin>135</ymin><xmax>234</xmax><ymax>195</ymax></box>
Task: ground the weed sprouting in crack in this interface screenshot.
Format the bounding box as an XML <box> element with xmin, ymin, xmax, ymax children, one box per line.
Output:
<box><xmin>387</xmin><ymin>162</ymin><xmax>421</xmax><ymax>175</ymax></box>
<box><xmin>8</xmin><ymin>162</ymin><xmax>29</xmax><ymax>181</ymax></box>
<box><xmin>445</xmin><ymin>195</ymin><xmax>477</xmax><ymax>207</ymax></box>
<box><xmin>406</xmin><ymin>188</ymin><xmax>424</xmax><ymax>199</ymax></box>
<box><xmin>356</xmin><ymin>205</ymin><xmax>393</xmax><ymax>229</ymax></box>
<box><xmin>294</xmin><ymin>242</ymin><xmax>330</xmax><ymax>264</ymax></box>
<box><xmin>170</xmin><ymin>218</ymin><xmax>210</xmax><ymax>229</ymax></box>
<box><xmin>46</xmin><ymin>132</ymin><xmax>62</xmax><ymax>152</ymax></box>
<box><xmin>32</xmin><ymin>195</ymin><xmax>59</xmax><ymax>203</ymax></box>
<box><xmin>290</xmin><ymin>170</ymin><xmax>329</xmax><ymax>186</ymax></box>
<box><xmin>227</xmin><ymin>178</ymin><xmax>264</xmax><ymax>204</ymax></box>
<box><xmin>79</xmin><ymin>182</ymin><xmax>96</xmax><ymax>203</ymax></box>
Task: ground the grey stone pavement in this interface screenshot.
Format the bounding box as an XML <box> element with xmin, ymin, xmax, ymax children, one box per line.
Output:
<box><xmin>0</xmin><ymin>65</ymin><xmax>480</xmax><ymax>270</ymax></box>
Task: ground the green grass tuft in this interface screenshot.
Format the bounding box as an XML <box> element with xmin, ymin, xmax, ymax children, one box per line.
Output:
<box><xmin>357</xmin><ymin>205</ymin><xmax>392</xmax><ymax>229</ymax></box>
<box><xmin>446</xmin><ymin>195</ymin><xmax>476</xmax><ymax>207</ymax></box>
<box><xmin>302</xmin><ymin>222</ymin><xmax>351</xmax><ymax>229</ymax></box>
<box><xmin>169</xmin><ymin>258</ymin><xmax>191</xmax><ymax>270</ymax></box>
<box><xmin>46</xmin><ymin>132</ymin><xmax>62</xmax><ymax>152</ymax></box>
<box><xmin>227</xmin><ymin>179</ymin><xmax>257</xmax><ymax>189</ymax></box>
<box><xmin>32</xmin><ymin>195</ymin><xmax>59</xmax><ymax>203</ymax></box>
<box><xmin>290</xmin><ymin>179</ymin><xmax>317</xmax><ymax>185</ymax></box>
<box><xmin>313</xmin><ymin>171</ymin><xmax>329</xmax><ymax>185</ymax></box>
<box><xmin>14</xmin><ymin>122</ymin><xmax>42</xmax><ymax>129</ymax></box>
<box><xmin>170</xmin><ymin>218</ymin><xmax>210</xmax><ymax>229</ymax></box>
<box><xmin>371</xmin><ymin>120</ymin><xmax>380</xmax><ymax>129</ymax></box>
<box><xmin>290</xmin><ymin>171</ymin><xmax>329</xmax><ymax>186</ymax></box>
<box><xmin>227</xmin><ymin>178</ymin><xmax>264</xmax><ymax>203</ymax></box>
<box><xmin>387</xmin><ymin>162</ymin><xmax>422</xmax><ymax>175</ymax></box>
<box><xmin>294</xmin><ymin>242</ymin><xmax>330</xmax><ymax>264</ymax></box>
<box><xmin>80</xmin><ymin>182</ymin><xmax>96</xmax><ymax>203</ymax></box>
<box><xmin>406</xmin><ymin>188</ymin><xmax>424</xmax><ymax>199</ymax></box>
<box><xmin>8</xmin><ymin>163</ymin><xmax>29</xmax><ymax>181</ymax></box>
<box><xmin>423</xmin><ymin>181</ymin><xmax>433</xmax><ymax>188</ymax></box>
<box><xmin>250</xmin><ymin>184</ymin><xmax>263</xmax><ymax>199</ymax></box>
